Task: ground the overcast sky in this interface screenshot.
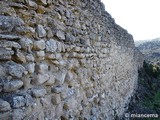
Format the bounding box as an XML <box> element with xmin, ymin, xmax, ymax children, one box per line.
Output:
<box><xmin>101</xmin><ymin>0</ymin><xmax>160</xmax><ymax>41</ymax></box>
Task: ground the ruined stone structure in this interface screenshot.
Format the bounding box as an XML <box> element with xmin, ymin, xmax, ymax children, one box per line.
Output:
<box><xmin>0</xmin><ymin>0</ymin><xmax>141</xmax><ymax>119</ymax></box>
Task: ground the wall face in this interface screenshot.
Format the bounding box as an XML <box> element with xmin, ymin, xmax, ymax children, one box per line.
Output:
<box><xmin>0</xmin><ymin>0</ymin><xmax>139</xmax><ymax>119</ymax></box>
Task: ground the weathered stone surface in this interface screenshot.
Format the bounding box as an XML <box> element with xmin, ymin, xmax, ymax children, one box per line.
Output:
<box><xmin>51</xmin><ymin>94</ymin><xmax>61</xmax><ymax>105</ymax></box>
<box><xmin>0</xmin><ymin>83</ymin><xmax>2</xmax><ymax>92</ymax></box>
<box><xmin>26</xmin><ymin>54</ymin><xmax>35</xmax><ymax>62</ymax></box>
<box><xmin>32</xmin><ymin>73</ymin><xmax>50</xmax><ymax>85</ymax></box>
<box><xmin>19</xmin><ymin>38</ymin><xmax>33</xmax><ymax>52</ymax></box>
<box><xmin>0</xmin><ymin>0</ymin><xmax>141</xmax><ymax>120</ymax></box>
<box><xmin>13</xmin><ymin>50</ymin><xmax>26</xmax><ymax>63</ymax></box>
<box><xmin>8</xmin><ymin>62</ymin><xmax>25</xmax><ymax>78</ymax></box>
<box><xmin>63</xmin><ymin>98</ymin><xmax>77</xmax><ymax>110</ymax></box>
<box><xmin>40</xmin><ymin>97</ymin><xmax>51</xmax><ymax>107</ymax></box>
<box><xmin>25</xmin><ymin>63</ymin><xmax>35</xmax><ymax>74</ymax></box>
<box><xmin>0</xmin><ymin>34</ymin><xmax>21</xmax><ymax>40</ymax></box>
<box><xmin>44</xmin><ymin>75</ymin><xmax>55</xmax><ymax>86</ymax></box>
<box><xmin>0</xmin><ymin>111</ymin><xmax>11</xmax><ymax>120</ymax></box>
<box><xmin>3</xmin><ymin>80</ymin><xmax>23</xmax><ymax>92</ymax></box>
<box><xmin>65</xmin><ymin>33</ymin><xmax>76</xmax><ymax>42</ymax></box>
<box><xmin>45</xmin><ymin>39</ymin><xmax>58</xmax><ymax>53</ymax></box>
<box><xmin>36</xmin><ymin>63</ymin><xmax>48</xmax><ymax>74</ymax></box>
<box><xmin>12</xmin><ymin>109</ymin><xmax>24</xmax><ymax>120</ymax></box>
<box><xmin>55</xmin><ymin>71</ymin><xmax>66</xmax><ymax>85</ymax></box>
<box><xmin>33</xmin><ymin>40</ymin><xmax>45</xmax><ymax>50</ymax></box>
<box><xmin>0</xmin><ymin>40</ymin><xmax>21</xmax><ymax>49</ymax></box>
<box><xmin>0</xmin><ymin>15</ymin><xmax>24</xmax><ymax>33</ymax></box>
<box><xmin>11</xmin><ymin>96</ymin><xmax>25</xmax><ymax>108</ymax></box>
<box><xmin>27</xmin><ymin>0</ymin><xmax>38</xmax><ymax>8</ymax></box>
<box><xmin>36</xmin><ymin>51</ymin><xmax>45</xmax><ymax>60</ymax></box>
<box><xmin>55</xmin><ymin>103</ymin><xmax>63</xmax><ymax>118</ymax></box>
<box><xmin>38</xmin><ymin>0</ymin><xmax>47</xmax><ymax>5</ymax></box>
<box><xmin>0</xmin><ymin>47</ymin><xmax>14</xmax><ymax>57</ymax></box>
<box><xmin>36</xmin><ymin>24</ymin><xmax>46</xmax><ymax>38</ymax></box>
<box><xmin>56</xmin><ymin>30</ymin><xmax>65</xmax><ymax>40</ymax></box>
<box><xmin>65</xmin><ymin>71</ymin><xmax>74</xmax><ymax>82</ymax></box>
<box><xmin>0</xmin><ymin>99</ymin><xmax>11</xmax><ymax>112</ymax></box>
<box><xmin>31</xmin><ymin>88</ymin><xmax>47</xmax><ymax>98</ymax></box>
<box><xmin>51</xmin><ymin>86</ymin><xmax>65</xmax><ymax>93</ymax></box>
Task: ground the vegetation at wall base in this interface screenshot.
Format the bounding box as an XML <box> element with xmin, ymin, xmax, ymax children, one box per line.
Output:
<box><xmin>123</xmin><ymin>61</ymin><xmax>160</xmax><ymax>119</ymax></box>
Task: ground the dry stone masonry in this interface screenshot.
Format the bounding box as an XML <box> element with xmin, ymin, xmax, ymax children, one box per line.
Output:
<box><xmin>0</xmin><ymin>0</ymin><xmax>141</xmax><ymax>119</ymax></box>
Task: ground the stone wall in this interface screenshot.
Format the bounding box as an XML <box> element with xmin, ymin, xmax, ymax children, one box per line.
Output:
<box><xmin>0</xmin><ymin>0</ymin><xmax>140</xmax><ymax>119</ymax></box>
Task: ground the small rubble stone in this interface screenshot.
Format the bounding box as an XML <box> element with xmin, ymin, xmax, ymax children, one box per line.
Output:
<box><xmin>12</xmin><ymin>96</ymin><xmax>25</xmax><ymax>108</ymax></box>
<box><xmin>45</xmin><ymin>39</ymin><xmax>58</xmax><ymax>53</ymax></box>
<box><xmin>37</xmin><ymin>5</ymin><xmax>46</xmax><ymax>14</ymax></box>
<box><xmin>31</xmin><ymin>88</ymin><xmax>47</xmax><ymax>98</ymax></box>
<box><xmin>90</xmin><ymin>116</ymin><xmax>97</xmax><ymax>120</ymax></box>
<box><xmin>44</xmin><ymin>75</ymin><xmax>55</xmax><ymax>86</ymax></box>
<box><xmin>12</xmin><ymin>109</ymin><xmax>24</xmax><ymax>120</ymax></box>
<box><xmin>0</xmin><ymin>34</ymin><xmax>21</xmax><ymax>40</ymax></box>
<box><xmin>33</xmin><ymin>40</ymin><xmax>45</xmax><ymax>50</ymax></box>
<box><xmin>13</xmin><ymin>50</ymin><xmax>26</xmax><ymax>63</ymax></box>
<box><xmin>33</xmin><ymin>73</ymin><xmax>50</xmax><ymax>85</ymax></box>
<box><xmin>65</xmin><ymin>33</ymin><xmax>76</xmax><ymax>42</ymax></box>
<box><xmin>39</xmin><ymin>0</ymin><xmax>47</xmax><ymax>5</ymax></box>
<box><xmin>0</xmin><ymin>83</ymin><xmax>2</xmax><ymax>92</ymax></box>
<box><xmin>51</xmin><ymin>94</ymin><xmax>61</xmax><ymax>105</ymax></box>
<box><xmin>26</xmin><ymin>63</ymin><xmax>35</xmax><ymax>74</ymax></box>
<box><xmin>0</xmin><ymin>99</ymin><xmax>11</xmax><ymax>112</ymax></box>
<box><xmin>63</xmin><ymin>98</ymin><xmax>77</xmax><ymax>110</ymax></box>
<box><xmin>36</xmin><ymin>51</ymin><xmax>45</xmax><ymax>60</ymax></box>
<box><xmin>55</xmin><ymin>71</ymin><xmax>66</xmax><ymax>85</ymax></box>
<box><xmin>36</xmin><ymin>24</ymin><xmax>46</xmax><ymax>38</ymax></box>
<box><xmin>65</xmin><ymin>71</ymin><xmax>73</xmax><ymax>82</ymax></box>
<box><xmin>19</xmin><ymin>38</ymin><xmax>33</xmax><ymax>52</ymax></box>
<box><xmin>56</xmin><ymin>30</ymin><xmax>65</xmax><ymax>40</ymax></box>
<box><xmin>0</xmin><ymin>47</ymin><xmax>14</xmax><ymax>58</ymax></box>
<box><xmin>8</xmin><ymin>63</ymin><xmax>25</xmax><ymax>78</ymax></box>
<box><xmin>28</xmin><ymin>0</ymin><xmax>38</xmax><ymax>8</ymax></box>
<box><xmin>0</xmin><ymin>15</ymin><xmax>24</xmax><ymax>32</ymax></box>
<box><xmin>37</xmin><ymin>63</ymin><xmax>48</xmax><ymax>74</ymax></box>
<box><xmin>40</xmin><ymin>97</ymin><xmax>51</xmax><ymax>107</ymax></box>
<box><xmin>0</xmin><ymin>40</ymin><xmax>21</xmax><ymax>49</ymax></box>
<box><xmin>0</xmin><ymin>111</ymin><xmax>11</xmax><ymax>120</ymax></box>
<box><xmin>91</xmin><ymin>107</ymin><xmax>97</xmax><ymax>115</ymax></box>
<box><xmin>26</xmin><ymin>54</ymin><xmax>35</xmax><ymax>62</ymax></box>
<box><xmin>3</xmin><ymin>80</ymin><xmax>23</xmax><ymax>92</ymax></box>
<box><xmin>0</xmin><ymin>55</ymin><xmax>12</xmax><ymax>60</ymax></box>
<box><xmin>51</xmin><ymin>86</ymin><xmax>64</xmax><ymax>93</ymax></box>
<box><xmin>55</xmin><ymin>103</ymin><xmax>63</xmax><ymax>118</ymax></box>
